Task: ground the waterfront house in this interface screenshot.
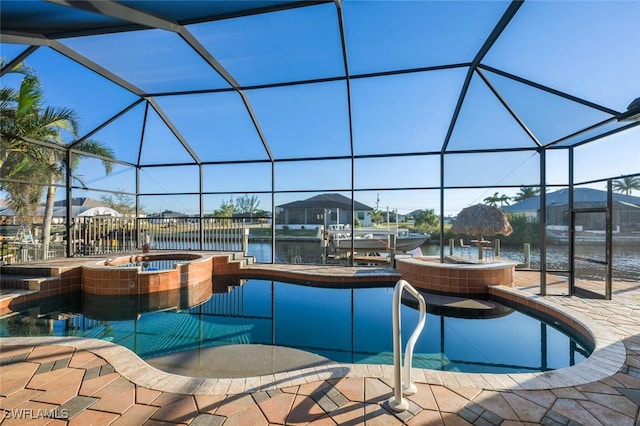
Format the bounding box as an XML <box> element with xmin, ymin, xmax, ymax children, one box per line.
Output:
<box><xmin>503</xmin><ymin>188</ymin><xmax>640</xmax><ymax>234</ymax></box>
<box><xmin>276</xmin><ymin>194</ymin><xmax>373</xmax><ymax>229</ymax></box>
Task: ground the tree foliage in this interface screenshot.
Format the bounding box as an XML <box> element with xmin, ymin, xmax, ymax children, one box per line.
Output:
<box><xmin>369</xmin><ymin>209</ymin><xmax>384</xmax><ymax>225</ymax></box>
<box><xmin>215</xmin><ymin>199</ymin><xmax>234</xmax><ymax>217</ymax></box>
<box><xmin>483</xmin><ymin>192</ymin><xmax>511</xmax><ymax>208</ymax></box>
<box><xmin>612</xmin><ymin>177</ymin><xmax>640</xmax><ymax>195</ymax></box>
<box><xmin>100</xmin><ymin>191</ymin><xmax>136</xmax><ymax>216</ymax></box>
<box><xmin>235</xmin><ymin>194</ymin><xmax>260</xmax><ymax>214</ymax></box>
<box><xmin>500</xmin><ymin>213</ymin><xmax>539</xmax><ymax>245</ymax></box>
<box><xmin>512</xmin><ymin>186</ymin><xmax>540</xmax><ymax>203</ymax></box>
<box><xmin>1</xmin><ymin>58</ymin><xmax>114</xmax><ymax>245</ymax></box>
<box><xmin>413</xmin><ymin>209</ymin><xmax>439</xmax><ymax>232</ymax></box>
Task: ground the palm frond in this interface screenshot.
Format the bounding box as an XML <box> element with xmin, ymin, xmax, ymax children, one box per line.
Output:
<box><xmin>16</xmin><ymin>75</ymin><xmax>43</xmax><ymax>119</ymax></box>
<box><xmin>74</xmin><ymin>139</ymin><xmax>115</xmax><ymax>174</ymax></box>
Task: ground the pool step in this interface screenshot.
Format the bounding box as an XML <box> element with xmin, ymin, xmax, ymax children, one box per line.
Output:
<box><xmin>231</xmin><ymin>253</ymin><xmax>255</xmax><ymax>265</ymax></box>
<box><xmin>213</xmin><ymin>252</ymin><xmax>255</xmax><ymax>275</ymax></box>
<box><xmin>0</xmin><ymin>265</ymin><xmax>59</xmax><ymax>291</ymax></box>
<box><xmin>0</xmin><ymin>274</ymin><xmax>56</xmax><ymax>291</ymax></box>
<box><xmin>1</xmin><ymin>264</ymin><xmax>58</xmax><ymax>277</ymax></box>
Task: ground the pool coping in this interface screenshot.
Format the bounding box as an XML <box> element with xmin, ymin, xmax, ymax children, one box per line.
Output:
<box><xmin>1</xmin><ymin>285</ymin><xmax>626</xmax><ymax>396</ymax></box>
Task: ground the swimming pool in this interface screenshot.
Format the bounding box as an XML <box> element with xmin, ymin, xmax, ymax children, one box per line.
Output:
<box><xmin>0</xmin><ymin>278</ymin><xmax>591</xmax><ymax>374</ymax></box>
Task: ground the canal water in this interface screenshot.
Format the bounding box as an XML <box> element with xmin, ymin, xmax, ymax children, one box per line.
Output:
<box><xmin>247</xmin><ymin>240</ymin><xmax>640</xmax><ymax>283</ymax></box>
<box><xmin>2</xmin><ymin>225</ymin><xmax>637</xmax><ymax>282</ymax></box>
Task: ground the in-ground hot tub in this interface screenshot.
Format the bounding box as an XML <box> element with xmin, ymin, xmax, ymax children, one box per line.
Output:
<box><xmin>395</xmin><ymin>255</ymin><xmax>517</xmax><ymax>295</ymax></box>
<box><xmin>82</xmin><ymin>253</ymin><xmax>213</xmax><ymax>297</ymax></box>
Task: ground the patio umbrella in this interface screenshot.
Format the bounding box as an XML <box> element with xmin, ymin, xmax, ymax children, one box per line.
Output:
<box><xmin>451</xmin><ymin>204</ymin><xmax>513</xmax><ymax>259</ymax></box>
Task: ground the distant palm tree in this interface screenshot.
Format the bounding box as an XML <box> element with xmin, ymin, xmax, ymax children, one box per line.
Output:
<box><xmin>612</xmin><ymin>177</ymin><xmax>640</xmax><ymax>195</ymax></box>
<box><xmin>512</xmin><ymin>186</ymin><xmax>540</xmax><ymax>203</ymax></box>
<box><xmin>215</xmin><ymin>198</ymin><xmax>234</xmax><ymax>217</ymax></box>
<box><xmin>483</xmin><ymin>192</ymin><xmax>511</xmax><ymax>208</ymax></box>
<box><xmin>413</xmin><ymin>208</ymin><xmax>439</xmax><ymax>232</ymax></box>
<box><xmin>370</xmin><ymin>209</ymin><xmax>384</xmax><ymax>226</ymax></box>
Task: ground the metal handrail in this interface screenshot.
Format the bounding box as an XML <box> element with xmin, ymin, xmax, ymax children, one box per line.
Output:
<box><xmin>388</xmin><ymin>279</ymin><xmax>427</xmax><ymax>412</ymax></box>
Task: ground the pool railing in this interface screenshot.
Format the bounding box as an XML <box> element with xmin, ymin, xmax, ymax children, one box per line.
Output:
<box><xmin>389</xmin><ymin>279</ymin><xmax>427</xmax><ymax>412</ymax></box>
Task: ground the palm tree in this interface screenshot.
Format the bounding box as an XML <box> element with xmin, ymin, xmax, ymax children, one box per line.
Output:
<box><xmin>40</xmin><ymin>139</ymin><xmax>114</xmax><ymax>247</ymax></box>
<box><xmin>612</xmin><ymin>177</ymin><xmax>640</xmax><ymax>195</ymax></box>
<box><xmin>1</xmin><ymin>60</ymin><xmax>60</xmax><ymax>225</ymax></box>
<box><xmin>1</xmin><ymin>61</ymin><xmax>45</xmax><ymax>173</ymax></box>
<box><xmin>0</xmin><ymin>153</ymin><xmax>45</xmax><ymax>225</ymax></box>
<box><xmin>483</xmin><ymin>192</ymin><xmax>511</xmax><ymax>208</ymax></box>
<box><xmin>370</xmin><ymin>209</ymin><xmax>384</xmax><ymax>226</ymax></box>
<box><xmin>512</xmin><ymin>186</ymin><xmax>540</xmax><ymax>203</ymax></box>
<box><xmin>413</xmin><ymin>209</ymin><xmax>439</xmax><ymax>232</ymax></box>
<box><xmin>215</xmin><ymin>198</ymin><xmax>234</xmax><ymax>217</ymax></box>
<box><xmin>1</xmin><ymin>59</ymin><xmax>114</xmax><ymax>247</ymax></box>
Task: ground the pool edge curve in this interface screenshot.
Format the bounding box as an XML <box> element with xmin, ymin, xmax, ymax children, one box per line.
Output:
<box><xmin>1</xmin><ymin>285</ymin><xmax>626</xmax><ymax>395</ymax></box>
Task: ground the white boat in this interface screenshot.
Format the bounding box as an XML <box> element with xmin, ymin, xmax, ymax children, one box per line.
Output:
<box><xmin>324</xmin><ymin>225</ymin><xmax>429</xmax><ymax>253</ymax></box>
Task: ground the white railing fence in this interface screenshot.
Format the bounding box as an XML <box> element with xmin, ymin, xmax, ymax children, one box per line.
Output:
<box><xmin>138</xmin><ymin>217</ymin><xmax>248</xmax><ymax>252</ymax></box>
<box><xmin>70</xmin><ymin>216</ymin><xmax>138</xmax><ymax>256</ymax></box>
<box><xmin>1</xmin><ymin>216</ymin><xmax>248</xmax><ymax>263</ymax></box>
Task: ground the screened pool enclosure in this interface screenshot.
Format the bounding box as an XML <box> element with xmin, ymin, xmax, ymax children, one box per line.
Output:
<box><xmin>1</xmin><ymin>1</ymin><xmax>639</xmax><ymax>292</ymax></box>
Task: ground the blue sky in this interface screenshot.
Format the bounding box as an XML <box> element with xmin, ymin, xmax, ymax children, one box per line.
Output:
<box><xmin>1</xmin><ymin>0</ymin><xmax>639</xmax><ymax>216</ymax></box>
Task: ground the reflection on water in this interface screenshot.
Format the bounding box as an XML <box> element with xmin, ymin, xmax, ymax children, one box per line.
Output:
<box><xmin>248</xmin><ymin>241</ymin><xmax>640</xmax><ymax>282</ymax></box>
<box><xmin>109</xmin><ymin>260</ymin><xmax>186</xmax><ymax>271</ymax></box>
<box><xmin>0</xmin><ymin>279</ymin><xmax>591</xmax><ymax>374</ymax></box>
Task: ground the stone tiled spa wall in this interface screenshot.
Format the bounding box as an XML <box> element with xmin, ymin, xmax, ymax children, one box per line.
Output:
<box><xmin>2</xmin><ymin>253</ymin><xmax>246</xmax><ymax>316</ymax></box>
<box><xmin>395</xmin><ymin>256</ymin><xmax>515</xmax><ymax>295</ymax></box>
<box><xmin>82</xmin><ymin>253</ymin><xmax>213</xmax><ymax>296</ymax></box>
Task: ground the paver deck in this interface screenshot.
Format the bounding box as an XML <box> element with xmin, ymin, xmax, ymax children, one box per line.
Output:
<box><xmin>1</xmin><ymin>265</ymin><xmax>639</xmax><ymax>425</ymax></box>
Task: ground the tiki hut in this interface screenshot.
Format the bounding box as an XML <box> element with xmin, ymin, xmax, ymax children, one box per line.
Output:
<box><xmin>451</xmin><ymin>204</ymin><xmax>513</xmax><ymax>259</ymax></box>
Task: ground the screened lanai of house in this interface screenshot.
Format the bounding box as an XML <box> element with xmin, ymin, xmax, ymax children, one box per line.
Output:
<box><xmin>1</xmin><ymin>1</ymin><xmax>639</xmax><ymax>292</ymax></box>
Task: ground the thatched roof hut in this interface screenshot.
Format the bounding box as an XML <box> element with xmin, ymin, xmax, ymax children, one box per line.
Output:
<box><xmin>452</xmin><ymin>204</ymin><xmax>513</xmax><ymax>236</ymax></box>
<box><xmin>451</xmin><ymin>204</ymin><xmax>512</xmax><ymax>259</ymax></box>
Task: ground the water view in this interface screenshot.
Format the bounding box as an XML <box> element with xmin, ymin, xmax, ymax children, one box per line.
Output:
<box><xmin>248</xmin><ymin>241</ymin><xmax>640</xmax><ymax>283</ymax></box>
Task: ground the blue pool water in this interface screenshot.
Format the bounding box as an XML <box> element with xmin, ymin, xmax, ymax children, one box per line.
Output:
<box><xmin>0</xmin><ymin>279</ymin><xmax>591</xmax><ymax>373</ymax></box>
<box><xmin>111</xmin><ymin>259</ymin><xmax>186</xmax><ymax>271</ymax></box>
